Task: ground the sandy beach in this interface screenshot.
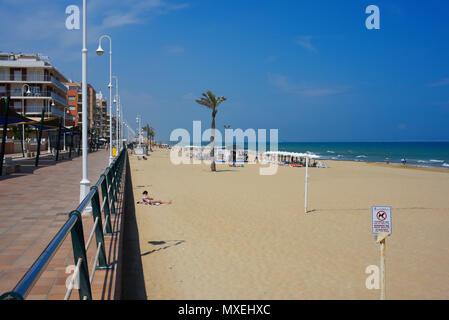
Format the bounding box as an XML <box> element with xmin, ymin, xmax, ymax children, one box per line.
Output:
<box><xmin>129</xmin><ymin>149</ymin><xmax>449</xmax><ymax>300</ymax></box>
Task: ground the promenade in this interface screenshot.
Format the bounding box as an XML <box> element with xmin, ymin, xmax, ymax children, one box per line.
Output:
<box><xmin>0</xmin><ymin>150</ymin><xmax>123</xmax><ymax>300</ymax></box>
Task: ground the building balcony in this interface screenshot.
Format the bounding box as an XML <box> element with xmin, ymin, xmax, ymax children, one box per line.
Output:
<box><xmin>0</xmin><ymin>74</ymin><xmax>67</xmax><ymax>94</ymax></box>
<box><xmin>6</xmin><ymin>89</ymin><xmax>68</xmax><ymax>107</ymax></box>
<box><xmin>25</xmin><ymin>105</ymin><xmax>75</xmax><ymax>121</ymax></box>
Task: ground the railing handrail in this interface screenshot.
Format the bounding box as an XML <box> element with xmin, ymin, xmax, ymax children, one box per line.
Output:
<box><xmin>0</xmin><ymin>146</ymin><xmax>128</xmax><ymax>300</ymax></box>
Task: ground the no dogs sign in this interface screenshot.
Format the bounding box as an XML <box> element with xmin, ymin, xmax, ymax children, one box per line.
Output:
<box><xmin>372</xmin><ymin>206</ymin><xmax>392</xmax><ymax>235</ymax></box>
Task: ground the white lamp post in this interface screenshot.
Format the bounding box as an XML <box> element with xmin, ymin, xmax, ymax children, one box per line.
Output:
<box><xmin>136</xmin><ymin>115</ymin><xmax>142</xmax><ymax>148</ymax></box>
<box><xmin>80</xmin><ymin>0</ymin><xmax>91</xmax><ymax>214</ymax></box>
<box><xmin>63</xmin><ymin>107</ymin><xmax>69</xmax><ymax>151</ymax></box>
<box><xmin>119</xmin><ymin>103</ymin><xmax>123</xmax><ymax>151</ymax></box>
<box><xmin>96</xmin><ymin>34</ymin><xmax>113</xmax><ymax>165</ymax></box>
<box><xmin>112</xmin><ymin>76</ymin><xmax>119</xmax><ymax>154</ymax></box>
<box><xmin>21</xmin><ymin>84</ymin><xmax>31</xmax><ymax>156</ymax></box>
<box><xmin>47</xmin><ymin>98</ymin><xmax>55</xmax><ymax>153</ymax></box>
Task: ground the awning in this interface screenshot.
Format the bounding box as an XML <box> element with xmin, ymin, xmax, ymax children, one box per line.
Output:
<box><xmin>0</xmin><ymin>101</ymin><xmax>34</xmax><ymax>126</ymax></box>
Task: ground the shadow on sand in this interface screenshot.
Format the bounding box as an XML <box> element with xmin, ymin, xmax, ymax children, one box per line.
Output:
<box><xmin>142</xmin><ymin>240</ymin><xmax>186</xmax><ymax>257</ymax></box>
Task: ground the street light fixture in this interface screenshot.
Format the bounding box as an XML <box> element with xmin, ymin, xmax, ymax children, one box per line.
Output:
<box><xmin>80</xmin><ymin>0</ymin><xmax>92</xmax><ymax>214</ymax></box>
<box><xmin>47</xmin><ymin>98</ymin><xmax>55</xmax><ymax>153</ymax></box>
<box><xmin>112</xmin><ymin>75</ymin><xmax>119</xmax><ymax>154</ymax></box>
<box><xmin>20</xmin><ymin>84</ymin><xmax>31</xmax><ymax>157</ymax></box>
<box><xmin>96</xmin><ymin>34</ymin><xmax>113</xmax><ymax>164</ymax></box>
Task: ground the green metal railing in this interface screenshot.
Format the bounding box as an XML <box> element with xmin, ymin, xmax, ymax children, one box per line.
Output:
<box><xmin>0</xmin><ymin>147</ymin><xmax>128</xmax><ymax>300</ymax></box>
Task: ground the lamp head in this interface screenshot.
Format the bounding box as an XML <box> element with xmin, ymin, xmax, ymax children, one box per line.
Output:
<box><xmin>51</xmin><ymin>100</ymin><xmax>55</xmax><ymax>107</ymax></box>
<box><xmin>96</xmin><ymin>44</ymin><xmax>105</xmax><ymax>56</ymax></box>
<box><xmin>26</xmin><ymin>88</ymin><xmax>31</xmax><ymax>95</ymax></box>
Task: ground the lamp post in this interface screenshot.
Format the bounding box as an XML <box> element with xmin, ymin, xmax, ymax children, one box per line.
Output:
<box><xmin>136</xmin><ymin>115</ymin><xmax>142</xmax><ymax>148</ymax></box>
<box><xmin>112</xmin><ymin>76</ymin><xmax>119</xmax><ymax>155</ymax></box>
<box><xmin>21</xmin><ymin>84</ymin><xmax>31</xmax><ymax>157</ymax></box>
<box><xmin>119</xmin><ymin>103</ymin><xmax>123</xmax><ymax>151</ymax></box>
<box><xmin>96</xmin><ymin>34</ymin><xmax>113</xmax><ymax>165</ymax></box>
<box><xmin>47</xmin><ymin>98</ymin><xmax>55</xmax><ymax>154</ymax></box>
<box><xmin>80</xmin><ymin>0</ymin><xmax>91</xmax><ymax>214</ymax></box>
<box><xmin>63</xmin><ymin>107</ymin><xmax>69</xmax><ymax>151</ymax></box>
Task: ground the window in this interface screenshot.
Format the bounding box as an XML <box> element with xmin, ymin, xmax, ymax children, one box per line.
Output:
<box><xmin>68</xmin><ymin>96</ymin><xmax>76</xmax><ymax>102</ymax></box>
<box><xmin>14</xmin><ymin>70</ymin><xmax>22</xmax><ymax>81</ymax></box>
<box><xmin>0</xmin><ymin>69</ymin><xmax>7</xmax><ymax>80</ymax></box>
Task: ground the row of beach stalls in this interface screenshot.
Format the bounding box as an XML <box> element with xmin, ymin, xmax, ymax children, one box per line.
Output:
<box><xmin>261</xmin><ymin>151</ymin><xmax>322</xmax><ymax>167</ymax></box>
<box><xmin>180</xmin><ymin>145</ymin><xmax>249</xmax><ymax>163</ymax></box>
<box><xmin>1</xmin><ymin>98</ymin><xmax>80</xmax><ymax>175</ymax></box>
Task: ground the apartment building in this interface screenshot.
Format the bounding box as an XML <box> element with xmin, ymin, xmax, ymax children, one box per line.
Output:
<box><xmin>95</xmin><ymin>91</ymin><xmax>108</xmax><ymax>139</ymax></box>
<box><xmin>0</xmin><ymin>52</ymin><xmax>74</xmax><ymax>125</ymax></box>
<box><xmin>65</xmin><ymin>81</ymin><xmax>97</xmax><ymax>129</ymax></box>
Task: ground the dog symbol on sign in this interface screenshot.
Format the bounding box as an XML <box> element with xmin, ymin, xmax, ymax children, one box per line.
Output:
<box><xmin>377</xmin><ymin>211</ymin><xmax>387</xmax><ymax>221</ymax></box>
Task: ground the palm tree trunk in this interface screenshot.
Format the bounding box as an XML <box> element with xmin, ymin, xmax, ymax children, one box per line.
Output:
<box><xmin>20</xmin><ymin>125</ymin><xmax>25</xmax><ymax>157</ymax></box>
<box><xmin>210</xmin><ymin>114</ymin><xmax>216</xmax><ymax>172</ymax></box>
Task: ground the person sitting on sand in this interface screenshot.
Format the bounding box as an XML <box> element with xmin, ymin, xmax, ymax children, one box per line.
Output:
<box><xmin>139</xmin><ymin>190</ymin><xmax>172</xmax><ymax>205</ymax></box>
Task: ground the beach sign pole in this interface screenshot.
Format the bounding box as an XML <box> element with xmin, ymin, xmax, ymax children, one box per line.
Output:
<box><xmin>379</xmin><ymin>237</ymin><xmax>386</xmax><ymax>300</ymax></box>
<box><xmin>305</xmin><ymin>156</ymin><xmax>309</xmax><ymax>213</ymax></box>
<box><xmin>372</xmin><ymin>206</ymin><xmax>392</xmax><ymax>300</ymax></box>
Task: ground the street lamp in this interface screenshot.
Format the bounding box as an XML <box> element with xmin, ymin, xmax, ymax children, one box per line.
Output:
<box><xmin>136</xmin><ymin>115</ymin><xmax>142</xmax><ymax>148</ymax></box>
<box><xmin>119</xmin><ymin>103</ymin><xmax>123</xmax><ymax>151</ymax></box>
<box><xmin>80</xmin><ymin>0</ymin><xmax>91</xmax><ymax>214</ymax></box>
<box><xmin>21</xmin><ymin>84</ymin><xmax>31</xmax><ymax>157</ymax></box>
<box><xmin>112</xmin><ymin>75</ymin><xmax>119</xmax><ymax>154</ymax></box>
<box><xmin>96</xmin><ymin>34</ymin><xmax>113</xmax><ymax>164</ymax></box>
<box><xmin>63</xmin><ymin>107</ymin><xmax>70</xmax><ymax>151</ymax></box>
<box><xmin>47</xmin><ymin>98</ymin><xmax>55</xmax><ymax>154</ymax></box>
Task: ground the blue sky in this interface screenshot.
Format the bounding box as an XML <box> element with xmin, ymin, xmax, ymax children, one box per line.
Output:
<box><xmin>1</xmin><ymin>0</ymin><xmax>449</xmax><ymax>142</ymax></box>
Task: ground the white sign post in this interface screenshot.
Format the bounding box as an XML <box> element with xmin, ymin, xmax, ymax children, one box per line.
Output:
<box><xmin>372</xmin><ymin>206</ymin><xmax>392</xmax><ymax>300</ymax></box>
<box><xmin>304</xmin><ymin>156</ymin><xmax>309</xmax><ymax>213</ymax></box>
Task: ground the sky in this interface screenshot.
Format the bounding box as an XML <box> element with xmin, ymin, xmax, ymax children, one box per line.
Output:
<box><xmin>1</xmin><ymin>0</ymin><xmax>449</xmax><ymax>142</ymax></box>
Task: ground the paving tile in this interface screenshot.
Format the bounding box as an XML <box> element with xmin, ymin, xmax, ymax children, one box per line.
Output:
<box><xmin>0</xmin><ymin>150</ymin><xmax>124</xmax><ymax>300</ymax></box>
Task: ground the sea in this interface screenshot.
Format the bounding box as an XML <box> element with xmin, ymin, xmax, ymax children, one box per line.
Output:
<box><xmin>272</xmin><ymin>142</ymin><xmax>449</xmax><ymax>169</ymax></box>
<box><xmin>169</xmin><ymin>141</ymin><xmax>449</xmax><ymax>169</ymax></box>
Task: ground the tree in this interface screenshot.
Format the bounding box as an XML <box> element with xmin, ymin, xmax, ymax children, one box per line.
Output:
<box><xmin>143</xmin><ymin>124</ymin><xmax>155</xmax><ymax>152</ymax></box>
<box><xmin>195</xmin><ymin>90</ymin><xmax>227</xmax><ymax>172</ymax></box>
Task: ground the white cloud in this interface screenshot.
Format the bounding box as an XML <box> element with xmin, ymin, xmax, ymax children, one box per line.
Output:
<box><xmin>295</xmin><ymin>36</ymin><xmax>317</xmax><ymax>52</ymax></box>
<box><xmin>164</xmin><ymin>45</ymin><xmax>185</xmax><ymax>54</ymax></box>
<box><xmin>268</xmin><ymin>73</ymin><xmax>350</xmax><ymax>98</ymax></box>
<box><xmin>182</xmin><ymin>92</ymin><xmax>196</xmax><ymax>100</ymax></box>
<box><xmin>428</xmin><ymin>78</ymin><xmax>449</xmax><ymax>87</ymax></box>
<box><xmin>0</xmin><ymin>0</ymin><xmax>189</xmax><ymax>57</ymax></box>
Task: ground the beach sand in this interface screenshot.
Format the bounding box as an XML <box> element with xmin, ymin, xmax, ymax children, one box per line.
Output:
<box><xmin>129</xmin><ymin>150</ymin><xmax>449</xmax><ymax>300</ymax></box>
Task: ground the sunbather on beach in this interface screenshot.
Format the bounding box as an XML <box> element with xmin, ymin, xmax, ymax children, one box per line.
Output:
<box><xmin>139</xmin><ymin>190</ymin><xmax>172</xmax><ymax>205</ymax></box>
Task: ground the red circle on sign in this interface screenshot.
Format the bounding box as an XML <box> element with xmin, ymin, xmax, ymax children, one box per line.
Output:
<box><xmin>377</xmin><ymin>211</ymin><xmax>387</xmax><ymax>221</ymax></box>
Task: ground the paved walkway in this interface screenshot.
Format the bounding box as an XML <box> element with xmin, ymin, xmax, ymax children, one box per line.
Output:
<box><xmin>0</xmin><ymin>149</ymin><xmax>124</xmax><ymax>300</ymax></box>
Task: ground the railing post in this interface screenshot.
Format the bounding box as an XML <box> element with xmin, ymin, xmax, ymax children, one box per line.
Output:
<box><xmin>112</xmin><ymin>160</ymin><xmax>119</xmax><ymax>199</ymax></box>
<box><xmin>106</xmin><ymin>168</ymin><xmax>116</xmax><ymax>215</ymax></box>
<box><xmin>100</xmin><ymin>175</ymin><xmax>113</xmax><ymax>235</ymax></box>
<box><xmin>69</xmin><ymin>210</ymin><xmax>92</xmax><ymax>300</ymax></box>
<box><xmin>90</xmin><ymin>187</ymin><xmax>109</xmax><ymax>269</ymax></box>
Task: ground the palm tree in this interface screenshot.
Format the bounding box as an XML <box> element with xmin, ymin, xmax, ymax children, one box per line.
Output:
<box><xmin>10</xmin><ymin>125</ymin><xmax>24</xmax><ymax>157</ymax></box>
<box><xmin>195</xmin><ymin>90</ymin><xmax>227</xmax><ymax>172</ymax></box>
<box><xmin>143</xmin><ymin>124</ymin><xmax>155</xmax><ymax>151</ymax></box>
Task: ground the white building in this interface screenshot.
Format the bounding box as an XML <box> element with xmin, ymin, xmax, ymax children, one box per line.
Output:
<box><xmin>0</xmin><ymin>52</ymin><xmax>74</xmax><ymax>123</ymax></box>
